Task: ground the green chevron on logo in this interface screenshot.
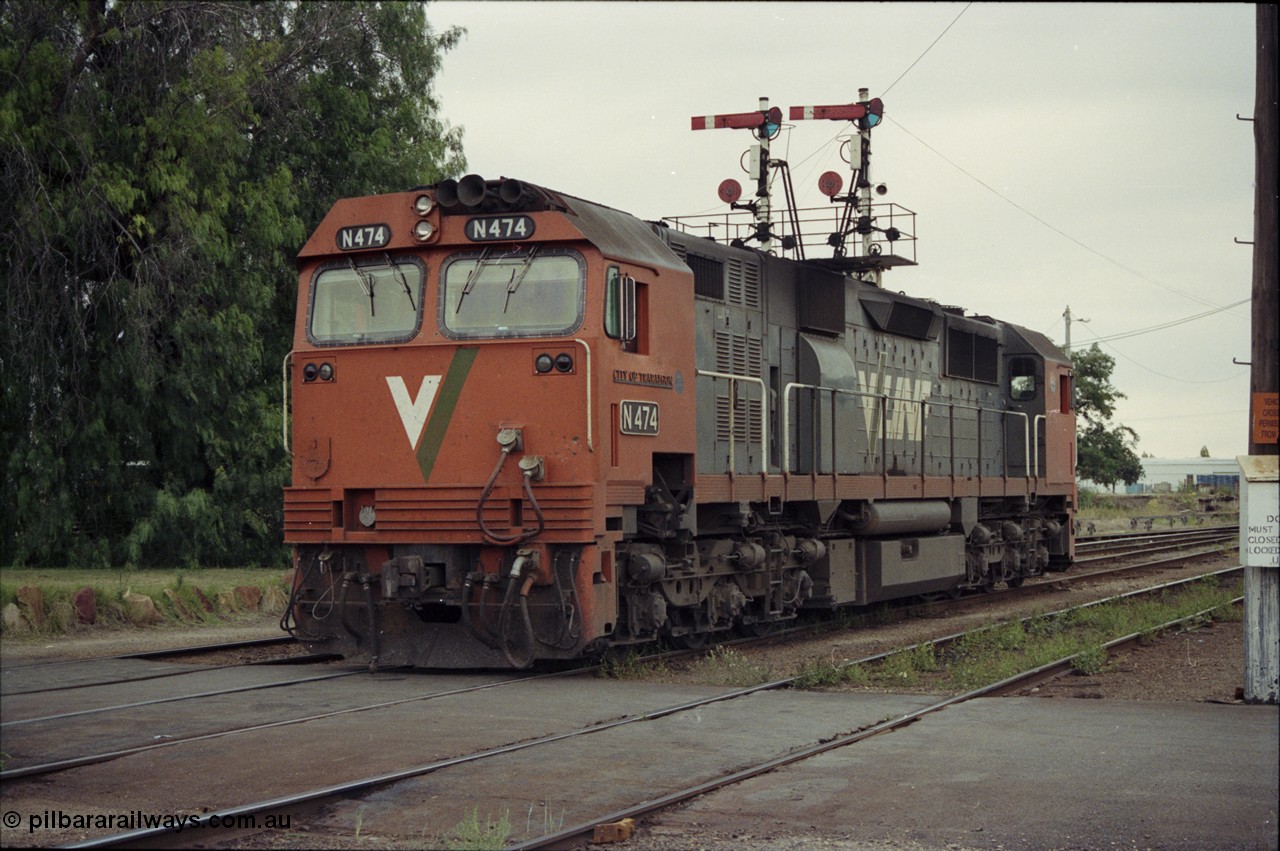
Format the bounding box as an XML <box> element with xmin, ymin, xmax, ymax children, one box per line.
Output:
<box><xmin>415</xmin><ymin>347</ymin><xmax>478</xmax><ymax>482</ymax></box>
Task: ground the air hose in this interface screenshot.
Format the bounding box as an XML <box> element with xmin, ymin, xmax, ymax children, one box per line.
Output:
<box><xmin>497</xmin><ymin>553</ymin><xmax>538</xmax><ymax>669</ymax></box>
<box><xmin>476</xmin><ymin>439</ymin><xmax>546</xmax><ymax>545</ymax></box>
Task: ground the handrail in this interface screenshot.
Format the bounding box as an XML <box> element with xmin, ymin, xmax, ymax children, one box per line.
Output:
<box><xmin>573</xmin><ymin>338</ymin><xmax>593</xmax><ymax>452</ymax></box>
<box><xmin>697</xmin><ymin>369</ymin><xmax>769</xmax><ymax>474</ymax></box>
<box><xmin>1006</xmin><ymin>410</ymin><xmax>1030</xmax><ymax>478</ymax></box>
<box><xmin>1033</xmin><ymin>414</ymin><xmax>1046</xmax><ymax>477</ymax></box>
<box><xmin>281</xmin><ymin>350</ymin><xmax>293</xmax><ymax>455</ymax></box>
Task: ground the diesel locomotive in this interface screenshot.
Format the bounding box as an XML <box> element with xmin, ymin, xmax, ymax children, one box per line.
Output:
<box><xmin>281</xmin><ymin>94</ymin><xmax>1076</xmax><ymax>668</ymax></box>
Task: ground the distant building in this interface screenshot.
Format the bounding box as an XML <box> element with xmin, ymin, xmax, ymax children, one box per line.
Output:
<box><xmin>1080</xmin><ymin>457</ymin><xmax>1241</xmax><ymax>494</ymax></box>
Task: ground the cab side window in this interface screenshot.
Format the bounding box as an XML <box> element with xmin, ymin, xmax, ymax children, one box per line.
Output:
<box><xmin>604</xmin><ymin>266</ymin><xmax>638</xmax><ymax>351</ymax></box>
<box><xmin>1009</xmin><ymin>356</ymin><xmax>1038</xmax><ymax>402</ymax></box>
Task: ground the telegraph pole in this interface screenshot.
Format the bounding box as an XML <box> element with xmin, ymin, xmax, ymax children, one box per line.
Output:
<box><xmin>1241</xmin><ymin>2</ymin><xmax>1278</xmax><ymax>705</ymax></box>
<box><xmin>1063</xmin><ymin>305</ymin><xmax>1089</xmax><ymax>350</ymax></box>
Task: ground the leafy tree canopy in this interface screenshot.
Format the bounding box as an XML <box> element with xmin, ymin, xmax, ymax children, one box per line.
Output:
<box><xmin>1071</xmin><ymin>345</ymin><xmax>1143</xmax><ymax>491</ymax></box>
<box><xmin>1</xmin><ymin>1</ymin><xmax>465</xmax><ymax>567</ymax></box>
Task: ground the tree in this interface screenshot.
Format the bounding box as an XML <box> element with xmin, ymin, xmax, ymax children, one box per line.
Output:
<box><xmin>1</xmin><ymin>2</ymin><xmax>465</xmax><ymax>567</ymax></box>
<box><xmin>1200</xmin><ymin>445</ymin><xmax>1210</xmax><ymax>457</ymax></box>
<box><xmin>1071</xmin><ymin>345</ymin><xmax>1144</xmax><ymax>491</ymax></box>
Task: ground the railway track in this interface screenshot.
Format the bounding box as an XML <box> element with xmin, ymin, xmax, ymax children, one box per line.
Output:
<box><xmin>43</xmin><ymin>560</ymin><xmax>1242</xmax><ymax>850</ymax></box>
<box><xmin>516</xmin><ymin>571</ymin><xmax>1245</xmax><ymax>850</ymax></box>
<box><xmin>2</xmin><ymin>527</ymin><xmax>1233</xmax><ymax>785</ymax></box>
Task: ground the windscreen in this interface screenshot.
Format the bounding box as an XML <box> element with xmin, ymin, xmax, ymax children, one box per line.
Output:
<box><xmin>440</xmin><ymin>248</ymin><xmax>584</xmax><ymax>339</ymax></box>
<box><xmin>309</xmin><ymin>258</ymin><xmax>424</xmax><ymax>344</ymax></box>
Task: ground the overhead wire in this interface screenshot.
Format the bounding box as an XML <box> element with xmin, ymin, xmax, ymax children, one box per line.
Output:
<box><xmin>880</xmin><ymin>2</ymin><xmax>974</xmax><ymax>96</ymax></box>
<box><xmin>1073</xmin><ymin>323</ymin><xmax>1250</xmax><ymax>384</ymax></box>
<box><xmin>1067</xmin><ymin>297</ymin><xmax>1250</xmax><ymax>348</ymax></box>
<box><xmin>886</xmin><ymin>116</ymin><xmax>1245</xmax><ymax>314</ymax></box>
<box><xmin>787</xmin><ymin>3</ymin><xmax>974</xmax><ymax>199</ymax></box>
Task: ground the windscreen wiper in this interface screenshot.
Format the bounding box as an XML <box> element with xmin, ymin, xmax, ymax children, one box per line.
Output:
<box><xmin>384</xmin><ymin>252</ymin><xmax>415</xmax><ymax>312</ymax></box>
<box><xmin>456</xmin><ymin>248</ymin><xmax>492</xmax><ymax>313</ymax></box>
<box><xmin>502</xmin><ymin>246</ymin><xmax>539</xmax><ymax>314</ymax></box>
<box><xmin>348</xmin><ymin>258</ymin><xmax>376</xmax><ymax>317</ymax></box>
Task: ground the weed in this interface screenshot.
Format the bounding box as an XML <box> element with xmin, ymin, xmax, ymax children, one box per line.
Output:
<box><xmin>446</xmin><ymin>806</ymin><xmax>511</xmax><ymax>851</ymax></box>
<box><xmin>691</xmin><ymin>645</ymin><xmax>776</xmax><ymax>687</ymax></box>
<box><xmin>599</xmin><ymin>649</ymin><xmax>666</xmax><ymax>679</ymax></box>
<box><xmin>1072</xmin><ymin>645</ymin><xmax>1109</xmax><ymax>675</ymax></box>
<box><xmin>526</xmin><ymin>799</ymin><xmax>564</xmax><ymax>836</ymax></box>
<box><xmin>793</xmin><ymin>657</ymin><xmax>845</xmax><ymax>688</ymax></box>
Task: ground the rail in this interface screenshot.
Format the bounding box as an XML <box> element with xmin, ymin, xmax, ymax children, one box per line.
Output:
<box><xmin>664</xmin><ymin>201</ymin><xmax>917</xmax><ymax>268</ymax></box>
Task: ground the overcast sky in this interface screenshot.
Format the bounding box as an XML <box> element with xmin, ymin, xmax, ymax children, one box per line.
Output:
<box><xmin>425</xmin><ymin>1</ymin><xmax>1257</xmax><ymax>462</ymax></box>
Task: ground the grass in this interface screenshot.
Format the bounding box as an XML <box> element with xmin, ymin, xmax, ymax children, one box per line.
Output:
<box><xmin>445</xmin><ymin>807</ymin><xmax>511</xmax><ymax>851</ymax></box>
<box><xmin>598</xmin><ymin>647</ymin><xmax>669</xmax><ymax>679</ymax></box>
<box><xmin>688</xmin><ymin>645</ymin><xmax>777</xmax><ymax>687</ymax></box>
<box><xmin>1</xmin><ymin>566</ymin><xmax>290</xmax><ymax>636</ymax></box>
<box><xmin>793</xmin><ymin>577</ymin><xmax>1243</xmax><ymax>694</ymax></box>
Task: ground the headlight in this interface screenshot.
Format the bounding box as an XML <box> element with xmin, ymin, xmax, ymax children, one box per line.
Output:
<box><xmin>413</xmin><ymin>194</ymin><xmax>435</xmax><ymax>215</ymax></box>
<box><xmin>535</xmin><ymin>353</ymin><xmax>554</xmax><ymax>374</ymax></box>
<box><xmin>318</xmin><ymin>363</ymin><xmax>335</xmax><ymax>381</ymax></box>
<box><xmin>412</xmin><ymin>220</ymin><xmax>435</xmax><ymax>242</ymax></box>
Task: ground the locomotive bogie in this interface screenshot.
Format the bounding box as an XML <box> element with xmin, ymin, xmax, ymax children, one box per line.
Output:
<box><xmin>283</xmin><ymin>175</ymin><xmax>1076</xmax><ymax>668</ymax></box>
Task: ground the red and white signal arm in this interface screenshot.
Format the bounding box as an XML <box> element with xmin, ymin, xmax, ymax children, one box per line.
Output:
<box><xmin>691</xmin><ymin>106</ymin><xmax>783</xmax><ymax>131</ymax></box>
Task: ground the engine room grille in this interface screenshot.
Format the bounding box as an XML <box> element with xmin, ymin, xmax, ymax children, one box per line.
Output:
<box><xmin>726</xmin><ymin>257</ymin><xmax>761</xmax><ymax>309</ymax></box>
<box><xmin>715</xmin><ymin>331</ymin><xmax>763</xmax><ymax>376</ymax></box>
<box><xmin>713</xmin><ymin>332</ymin><xmax>764</xmax><ymax>442</ymax></box>
<box><xmin>687</xmin><ymin>253</ymin><xmax>725</xmax><ymax>301</ymax></box>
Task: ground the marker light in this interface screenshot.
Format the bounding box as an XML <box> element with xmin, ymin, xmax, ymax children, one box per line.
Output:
<box><xmin>818</xmin><ymin>171</ymin><xmax>843</xmax><ymax>198</ymax></box>
<box><xmin>554</xmin><ymin>353</ymin><xmax>574</xmax><ymax>373</ymax></box>
<box><xmin>718</xmin><ymin>179</ymin><xmax>743</xmax><ymax>204</ymax></box>
<box><xmin>303</xmin><ymin>363</ymin><xmax>318</xmax><ymax>382</ymax></box>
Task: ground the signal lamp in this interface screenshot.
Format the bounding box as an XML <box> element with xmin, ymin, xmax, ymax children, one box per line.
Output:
<box><xmin>762</xmin><ymin>106</ymin><xmax>782</xmax><ymax>139</ymax></box>
<box><xmin>413</xmin><ymin>194</ymin><xmax>434</xmax><ymax>215</ymax></box>
<box><xmin>859</xmin><ymin>97</ymin><xmax>884</xmax><ymax>130</ymax></box>
<box><xmin>303</xmin><ymin>363</ymin><xmax>318</xmax><ymax>382</ymax></box>
<box><xmin>535</xmin><ymin>354</ymin><xmax>554</xmax><ymax>374</ymax></box>
<box><xmin>554</xmin><ymin>353</ymin><xmax>574</xmax><ymax>373</ymax></box>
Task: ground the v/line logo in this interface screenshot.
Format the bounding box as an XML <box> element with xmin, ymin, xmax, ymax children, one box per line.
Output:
<box><xmin>386</xmin><ymin>375</ymin><xmax>442</xmax><ymax>449</ymax></box>
<box><xmin>383</xmin><ymin>347</ymin><xmax>479</xmax><ymax>483</ymax></box>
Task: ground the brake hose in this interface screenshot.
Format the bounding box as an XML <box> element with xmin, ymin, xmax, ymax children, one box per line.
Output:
<box><xmin>476</xmin><ymin>444</ymin><xmax>546</xmax><ymax>545</ymax></box>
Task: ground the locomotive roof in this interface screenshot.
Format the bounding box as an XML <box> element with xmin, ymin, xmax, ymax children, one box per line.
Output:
<box><xmin>550</xmin><ymin>188</ymin><xmax>692</xmax><ymax>278</ymax></box>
